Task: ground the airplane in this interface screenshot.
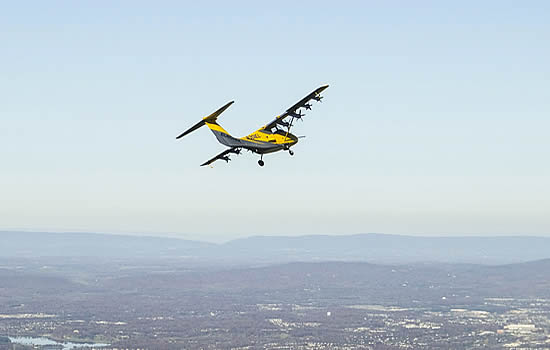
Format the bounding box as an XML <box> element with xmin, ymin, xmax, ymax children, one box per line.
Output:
<box><xmin>176</xmin><ymin>85</ymin><xmax>329</xmax><ymax>167</ymax></box>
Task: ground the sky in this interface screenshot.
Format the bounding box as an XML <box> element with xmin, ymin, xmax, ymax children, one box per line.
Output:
<box><xmin>1</xmin><ymin>1</ymin><xmax>549</xmax><ymax>242</ymax></box>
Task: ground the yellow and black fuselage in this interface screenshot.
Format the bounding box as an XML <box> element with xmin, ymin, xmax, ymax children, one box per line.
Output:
<box><xmin>206</xmin><ymin>121</ymin><xmax>298</xmax><ymax>154</ymax></box>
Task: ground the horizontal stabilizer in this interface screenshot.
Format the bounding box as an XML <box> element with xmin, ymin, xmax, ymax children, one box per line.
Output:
<box><xmin>203</xmin><ymin>101</ymin><xmax>234</xmax><ymax>123</ymax></box>
<box><xmin>176</xmin><ymin>101</ymin><xmax>234</xmax><ymax>140</ymax></box>
<box><xmin>176</xmin><ymin>120</ymin><xmax>205</xmax><ymax>139</ymax></box>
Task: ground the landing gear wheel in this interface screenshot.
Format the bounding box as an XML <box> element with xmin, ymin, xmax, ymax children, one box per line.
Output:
<box><xmin>289</xmin><ymin>150</ymin><xmax>294</xmax><ymax>156</ymax></box>
<box><xmin>258</xmin><ymin>160</ymin><xmax>265</xmax><ymax>167</ymax></box>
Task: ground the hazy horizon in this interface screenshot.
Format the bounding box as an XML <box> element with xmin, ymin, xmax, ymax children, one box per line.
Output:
<box><xmin>2</xmin><ymin>229</ymin><xmax>550</xmax><ymax>245</ymax></box>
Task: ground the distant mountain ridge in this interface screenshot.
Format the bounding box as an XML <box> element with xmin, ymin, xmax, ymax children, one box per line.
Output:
<box><xmin>1</xmin><ymin>231</ymin><xmax>550</xmax><ymax>264</ymax></box>
<box><xmin>220</xmin><ymin>233</ymin><xmax>550</xmax><ymax>264</ymax></box>
<box><xmin>0</xmin><ymin>231</ymin><xmax>214</xmax><ymax>259</ymax></box>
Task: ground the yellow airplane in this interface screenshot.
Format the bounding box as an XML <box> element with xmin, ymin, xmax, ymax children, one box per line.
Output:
<box><xmin>176</xmin><ymin>85</ymin><xmax>329</xmax><ymax>167</ymax></box>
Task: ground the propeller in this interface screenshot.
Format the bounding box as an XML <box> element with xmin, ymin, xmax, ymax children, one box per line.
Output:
<box><xmin>277</xmin><ymin>120</ymin><xmax>290</xmax><ymax>127</ymax></box>
<box><xmin>289</xmin><ymin>110</ymin><xmax>305</xmax><ymax>119</ymax></box>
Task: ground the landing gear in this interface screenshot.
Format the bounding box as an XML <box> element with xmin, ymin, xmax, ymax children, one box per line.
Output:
<box><xmin>289</xmin><ymin>150</ymin><xmax>294</xmax><ymax>156</ymax></box>
<box><xmin>258</xmin><ymin>160</ymin><xmax>264</xmax><ymax>167</ymax></box>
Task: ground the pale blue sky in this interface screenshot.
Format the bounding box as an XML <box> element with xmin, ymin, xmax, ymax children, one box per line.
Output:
<box><xmin>1</xmin><ymin>1</ymin><xmax>549</xmax><ymax>241</ymax></box>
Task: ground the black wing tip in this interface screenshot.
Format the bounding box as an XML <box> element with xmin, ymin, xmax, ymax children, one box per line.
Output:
<box><xmin>176</xmin><ymin>120</ymin><xmax>206</xmax><ymax>140</ymax></box>
<box><xmin>221</xmin><ymin>100</ymin><xmax>235</xmax><ymax>108</ymax></box>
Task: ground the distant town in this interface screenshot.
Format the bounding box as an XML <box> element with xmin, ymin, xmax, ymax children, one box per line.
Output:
<box><xmin>1</xmin><ymin>232</ymin><xmax>550</xmax><ymax>349</ymax></box>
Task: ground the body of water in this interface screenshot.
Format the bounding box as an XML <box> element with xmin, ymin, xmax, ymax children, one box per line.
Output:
<box><xmin>9</xmin><ymin>336</ymin><xmax>109</xmax><ymax>349</ymax></box>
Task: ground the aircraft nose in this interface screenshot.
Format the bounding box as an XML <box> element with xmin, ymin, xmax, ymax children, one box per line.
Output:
<box><xmin>287</xmin><ymin>134</ymin><xmax>299</xmax><ymax>144</ymax></box>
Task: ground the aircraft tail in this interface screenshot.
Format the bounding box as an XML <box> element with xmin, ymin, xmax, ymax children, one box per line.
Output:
<box><xmin>176</xmin><ymin>101</ymin><xmax>234</xmax><ymax>140</ymax></box>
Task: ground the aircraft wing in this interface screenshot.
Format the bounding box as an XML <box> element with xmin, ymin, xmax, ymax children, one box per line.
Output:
<box><xmin>200</xmin><ymin>147</ymin><xmax>241</xmax><ymax>166</ymax></box>
<box><xmin>262</xmin><ymin>84</ymin><xmax>329</xmax><ymax>131</ymax></box>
